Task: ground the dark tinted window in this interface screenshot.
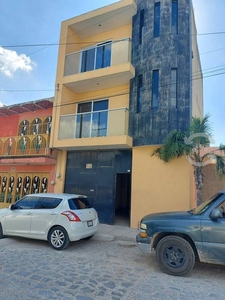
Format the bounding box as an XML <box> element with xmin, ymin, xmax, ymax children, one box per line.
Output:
<box><xmin>152</xmin><ymin>70</ymin><xmax>159</xmax><ymax>108</ymax></box>
<box><xmin>172</xmin><ymin>0</ymin><xmax>178</xmax><ymax>34</ymax></box>
<box><xmin>13</xmin><ymin>196</ymin><xmax>39</xmax><ymax>209</ymax></box>
<box><xmin>96</xmin><ymin>41</ymin><xmax>111</xmax><ymax>69</ymax></box>
<box><xmin>36</xmin><ymin>197</ymin><xmax>62</xmax><ymax>209</ymax></box>
<box><xmin>81</xmin><ymin>48</ymin><xmax>95</xmax><ymax>72</ymax></box>
<box><xmin>154</xmin><ymin>3</ymin><xmax>160</xmax><ymax>37</ymax></box>
<box><xmin>68</xmin><ymin>197</ymin><xmax>92</xmax><ymax>210</ymax></box>
<box><xmin>171</xmin><ymin>68</ymin><xmax>177</xmax><ymax>108</ymax></box>
<box><xmin>139</xmin><ymin>9</ymin><xmax>145</xmax><ymax>44</ymax></box>
<box><xmin>137</xmin><ymin>75</ymin><xmax>143</xmax><ymax>113</ymax></box>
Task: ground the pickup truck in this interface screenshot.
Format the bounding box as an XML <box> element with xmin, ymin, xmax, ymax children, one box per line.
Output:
<box><xmin>136</xmin><ymin>191</ymin><xmax>225</xmax><ymax>276</ymax></box>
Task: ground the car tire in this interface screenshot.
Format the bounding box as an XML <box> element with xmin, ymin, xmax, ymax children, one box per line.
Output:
<box><xmin>156</xmin><ymin>235</ymin><xmax>195</xmax><ymax>276</ymax></box>
<box><xmin>0</xmin><ymin>224</ymin><xmax>5</xmax><ymax>239</ymax></box>
<box><xmin>48</xmin><ymin>226</ymin><xmax>70</xmax><ymax>250</ymax></box>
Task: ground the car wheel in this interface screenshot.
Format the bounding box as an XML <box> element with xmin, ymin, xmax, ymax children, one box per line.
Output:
<box><xmin>48</xmin><ymin>226</ymin><xmax>70</xmax><ymax>250</ymax></box>
<box><xmin>156</xmin><ymin>236</ymin><xmax>195</xmax><ymax>276</ymax></box>
<box><xmin>0</xmin><ymin>224</ymin><xmax>5</xmax><ymax>239</ymax></box>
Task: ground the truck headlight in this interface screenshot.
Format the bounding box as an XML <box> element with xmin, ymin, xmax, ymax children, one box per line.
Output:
<box><xmin>140</xmin><ymin>223</ymin><xmax>147</xmax><ymax>230</ymax></box>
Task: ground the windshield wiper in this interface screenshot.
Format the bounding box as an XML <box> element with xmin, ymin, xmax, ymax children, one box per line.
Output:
<box><xmin>187</xmin><ymin>208</ymin><xmax>195</xmax><ymax>214</ymax></box>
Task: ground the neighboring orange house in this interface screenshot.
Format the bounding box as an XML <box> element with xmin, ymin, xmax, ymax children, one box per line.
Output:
<box><xmin>0</xmin><ymin>98</ymin><xmax>57</xmax><ymax>208</ymax></box>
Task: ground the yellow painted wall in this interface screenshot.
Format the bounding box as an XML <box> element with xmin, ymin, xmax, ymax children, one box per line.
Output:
<box><xmin>53</xmin><ymin>150</ymin><xmax>67</xmax><ymax>193</ymax></box>
<box><xmin>130</xmin><ymin>146</ymin><xmax>194</xmax><ymax>228</ymax></box>
<box><xmin>191</xmin><ymin>7</ymin><xmax>203</xmax><ymax>118</ymax></box>
<box><xmin>51</xmin><ymin>84</ymin><xmax>130</xmax><ymax>144</ymax></box>
<box><xmin>52</xmin><ymin>11</ymin><xmax>132</xmax><ymax>147</ymax></box>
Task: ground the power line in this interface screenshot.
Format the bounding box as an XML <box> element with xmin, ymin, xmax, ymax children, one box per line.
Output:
<box><xmin>1</xmin><ymin>67</ymin><xmax>224</xmax><ymax>99</ymax></box>
<box><xmin>2</xmin><ymin>31</ymin><xmax>225</xmax><ymax>49</ymax></box>
<box><xmin>201</xmin><ymin>47</ymin><xmax>225</xmax><ymax>55</ymax></box>
<box><xmin>0</xmin><ymin>6</ymin><xmax>133</xmax><ymax>69</ymax></box>
<box><xmin>0</xmin><ymin>89</ymin><xmax>54</xmax><ymax>92</ymax></box>
<box><xmin>198</xmin><ymin>31</ymin><xmax>225</xmax><ymax>36</ymax></box>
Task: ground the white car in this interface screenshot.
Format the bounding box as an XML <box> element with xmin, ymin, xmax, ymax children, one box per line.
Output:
<box><xmin>0</xmin><ymin>193</ymin><xmax>99</xmax><ymax>250</ymax></box>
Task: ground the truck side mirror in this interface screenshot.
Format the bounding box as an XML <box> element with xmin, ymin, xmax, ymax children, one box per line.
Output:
<box><xmin>210</xmin><ymin>208</ymin><xmax>223</xmax><ymax>220</ymax></box>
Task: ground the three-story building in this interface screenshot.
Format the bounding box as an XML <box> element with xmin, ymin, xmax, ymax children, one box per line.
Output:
<box><xmin>51</xmin><ymin>0</ymin><xmax>203</xmax><ymax>227</ymax></box>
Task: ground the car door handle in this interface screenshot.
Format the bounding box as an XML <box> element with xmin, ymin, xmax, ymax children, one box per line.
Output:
<box><xmin>50</xmin><ymin>212</ymin><xmax>57</xmax><ymax>215</ymax></box>
<box><xmin>26</xmin><ymin>212</ymin><xmax>32</xmax><ymax>215</ymax></box>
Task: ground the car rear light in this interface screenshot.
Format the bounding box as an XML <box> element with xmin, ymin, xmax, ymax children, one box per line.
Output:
<box><xmin>61</xmin><ymin>211</ymin><xmax>81</xmax><ymax>222</ymax></box>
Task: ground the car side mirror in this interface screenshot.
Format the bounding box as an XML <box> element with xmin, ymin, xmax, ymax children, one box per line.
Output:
<box><xmin>210</xmin><ymin>208</ymin><xmax>223</xmax><ymax>220</ymax></box>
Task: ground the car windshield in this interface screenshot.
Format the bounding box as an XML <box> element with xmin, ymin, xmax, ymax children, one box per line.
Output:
<box><xmin>192</xmin><ymin>193</ymin><xmax>223</xmax><ymax>215</ymax></box>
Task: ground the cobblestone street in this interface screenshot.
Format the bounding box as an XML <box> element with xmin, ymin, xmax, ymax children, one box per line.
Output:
<box><xmin>0</xmin><ymin>227</ymin><xmax>225</xmax><ymax>300</ymax></box>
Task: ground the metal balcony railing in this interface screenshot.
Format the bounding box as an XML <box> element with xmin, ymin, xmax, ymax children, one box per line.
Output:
<box><xmin>64</xmin><ymin>38</ymin><xmax>132</xmax><ymax>76</ymax></box>
<box><xmin>58</xmin><ymin>108</ymin><xmax>129</xmax><ymax>140</ymax></box>
<box><xmin>0</xmin><ymin>134</ymin><xmax>51</xmax><ymax>157</ymax></box>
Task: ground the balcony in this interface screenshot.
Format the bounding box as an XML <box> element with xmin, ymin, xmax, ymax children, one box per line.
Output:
<box><xmin>68</xmin><ymin>0</ymin><xmax>137</xmax><ymax>40</ymax></box>
<box><xmin>0</xmin><ymin>134</ymin><xmax>52</xmax><ymax>157</ymax></box>
<box><xmin>55</xmin><ymin>108</ymin><xmax>133</xmax><ymax>150</ymax></box>
<box><xmin>63</xmin><ymin>39</ymin><xmax>135</xmax><ymax>93</ymax></box>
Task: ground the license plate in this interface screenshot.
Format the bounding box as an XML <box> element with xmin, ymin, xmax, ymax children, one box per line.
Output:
<box><xmin>87</xmin><ymin>220</ymin><xmax>93</xmax><ymax>227</ymax></box>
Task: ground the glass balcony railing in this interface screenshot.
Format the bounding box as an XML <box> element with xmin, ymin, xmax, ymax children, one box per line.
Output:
<box><xmin>64</xmin><ymin>38</ymin><xmax>132</xmax><ymax>77</ymax></box>
<box><xmin>58</xmin><ymin>108</ymin><xmax>129</xmax><ymax>140</ymax></box>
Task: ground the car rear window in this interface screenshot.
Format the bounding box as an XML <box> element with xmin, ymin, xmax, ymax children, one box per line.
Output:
<box><xmin>36</xmin><ymin>197</ymin><xmax>63</xmax><ymax>209</ymax></box>
<box><xmin>68</xmin><ymin>197</ymin><xmax>92</xmax><ymax>210</ymax></box>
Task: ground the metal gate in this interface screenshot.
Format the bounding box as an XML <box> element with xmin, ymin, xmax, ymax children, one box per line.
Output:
<box><xmin>64</xmin><ymin>150</ymin><xmax>132</xmax><ymax>224</ymax></box>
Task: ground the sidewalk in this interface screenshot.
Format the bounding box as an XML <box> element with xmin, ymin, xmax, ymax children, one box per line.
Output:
<box><xmin>94</xmin><ymin>223</ymin><xmax>139</xmax><ymax>243</ymax></box>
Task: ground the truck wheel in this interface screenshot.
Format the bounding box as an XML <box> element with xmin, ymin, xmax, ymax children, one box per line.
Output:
<box><xmin>156</xmin><ymin>236</ymin><xmax>195</xmax><ymax>276</ymax></box>
<box><xmin>48</xmin><ymin>226</ymin><xmax>70</xmax><ymax>250</ymax></box>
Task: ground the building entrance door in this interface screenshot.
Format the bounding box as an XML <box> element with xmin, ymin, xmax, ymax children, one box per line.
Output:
<box><xmin>115</xmin><ymin>173</ymin><xmax>131</xmax><ymax>226</ymax></box>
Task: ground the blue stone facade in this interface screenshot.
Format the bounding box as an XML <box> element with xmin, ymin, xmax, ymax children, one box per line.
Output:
<box><xmin>130</xmin><ymin>0</ymin><xmax>193</xmax><ymax>146</ymax></box>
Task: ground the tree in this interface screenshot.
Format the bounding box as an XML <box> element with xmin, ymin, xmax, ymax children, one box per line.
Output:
<box><xmin>152</xmin><ymin>115</ymin><xmax>225</xmax><ymax>206</ymax></box>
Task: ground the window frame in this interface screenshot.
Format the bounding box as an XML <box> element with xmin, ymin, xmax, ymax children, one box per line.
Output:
<box><xmin>80</xmin><ymin>41</ymin><xmax>112</xmax><ymax>73</ymax></box>
<box><xmin>139</xmin><ymin>9</ymin><xmax>145</xmax><ymax>44</ymax></box>
<box><xmin>154</xmin><ymin>2</ymin><xmax>160</xmax><ymax>38</ymax></box>
<box><xmin>172</xmin><ymin>0</ymin><xmax>178</xmax><ymax>35</ymax></box>
<box><xmin>76</xmin><ymin>99</ymin><xmax>109</xmax><ymax>138</ymax></box>
<box><xmin>137</xmin><ymin>74</ymin><xmax>143</xmax><ymax>113</ymax></box>
<box><xmin>152</xmin><ymin>70</ymin><xmax>159</xmax><ymax>108</ymax></box>
<box><xmin>170</xmin><ymin>68</ymin><xmax>177</xmax><ymax>108</ymax></box>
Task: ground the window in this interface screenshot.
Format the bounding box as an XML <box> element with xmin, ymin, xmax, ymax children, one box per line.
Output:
<box><xmin>152</xmin><ymin>70</ymin><xmax>159</xmax><ymax>108</ymax></box>
<box><xmin>81</xmin><ymin>48</ymin><xmax>95</xmax><ymax>72</ymax></box>
<box><xmin>217</xmin><ymin>200</ymin><xmax>225</xmax><ymax>217</ymax></box>
<box><xmin>137</xmin><ymin>75</ymin><xmax>143</xmax><ymax>113</ymax></box>
<box><xmin>36</xmin><ymin>197</ymin><xmax>62</xmax><ymax>209</ymax></box>
<box><xmin>81</xmin><ymin>42</ymin><xmax>112</xmax><ymax>73</ymax></box>
<box><xmin>171</xmin><ymin>68</ymin><xmax>177</xmax><ymax>108</ymax></box>
<box><xmin>76</xmin><ymin>100</ymin><xmax>108</xmax><ymax>138</ymax></box>
<box><xmin>154</xmin><ymin>2</ymin><xmax>160</xmax><ymax>37</ymax></box>
<box><xmin>96</xmin><ymin>41</ymin><xmax>111</xmax><ymax>69</ymax></box>
<box><xmin>172</xmin><ymin>0</ymin><xmax>178</xmax><ymax>34</ymax></box>
<box><xmin>139</xmin><ymin>9</ymin><xmax>145</xmax><ymax>44</ymax></box>
<box><xmin>13</xmin><ymin>196</ymin><xmax>40</xmax><ymax>209</ymax></box>
<box><xmin>68</xmin><ymin>197</ymin><xmax>92</xmax><ymax>210</ymax></box>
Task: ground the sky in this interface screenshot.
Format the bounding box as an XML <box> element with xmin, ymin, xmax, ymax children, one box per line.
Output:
<box><xmin>0</xmin><ymin>0</ymin><xmax>224</xmax><ymax>146</ymax></box>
